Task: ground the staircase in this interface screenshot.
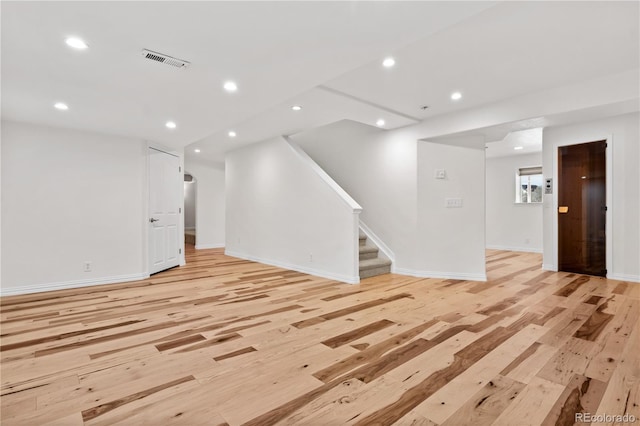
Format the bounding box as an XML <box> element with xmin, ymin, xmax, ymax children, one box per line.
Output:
<box><xmin>359</xmin><ymin>230</ymin><xmax>392</xmax><ymax>279</ymax></box>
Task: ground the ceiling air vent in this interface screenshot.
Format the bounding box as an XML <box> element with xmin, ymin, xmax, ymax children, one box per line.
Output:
<box><xmin>141</xmin><ymin>49</ymin><xmax>190</xmax><ymax>69</ymax></box>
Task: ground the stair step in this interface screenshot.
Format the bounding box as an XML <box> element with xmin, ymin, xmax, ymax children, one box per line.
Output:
<box><xmin>357</xmin><ymin>228</ymin><xmax>391</xmax><ymax>279</ymax></box>
<box><xmin>359</xmin><ymin>258</ymin><xmax>391</xmax><ymax>279</ymax></box>
<box><xmin>359</xmin><ymin>257</ymin><xmax>392</xmax><ymax>270</ymax></box>
<box><xmin>359</xmin><ymin>245</ymin><xmax>379</xmax><ymax>260</ymax></box>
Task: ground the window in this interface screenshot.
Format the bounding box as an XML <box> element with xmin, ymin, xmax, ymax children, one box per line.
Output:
<box><xmin>516</xmin><ymin>166</ymin><xmax>543</xmax><ymax>203</ymax></box>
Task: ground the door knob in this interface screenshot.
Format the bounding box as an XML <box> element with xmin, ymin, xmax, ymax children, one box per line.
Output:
<box><xmin>149</xmin><ymin>218</ymin><xmax>159</xmax><ymax>223</ymax></box>
<box><xmin>558</xmin><ymin>206</ymin><xmax>569</xmax><ymax>213</ymax></box>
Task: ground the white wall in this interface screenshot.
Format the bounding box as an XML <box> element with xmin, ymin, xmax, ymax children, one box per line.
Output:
<box><xmin>542</xmin><ymin>112</ymin><xmax>640</xmax><ymax>282</ymax></box>
<box><xmin>183</xmin><ymin>181</ymin><xmax>196</xmax><ymax>229</ymax></box>
<box><xmin>184</xmin><ymin>160</ymin><xmax>226</xmax><ymax>249</ymax></box>
<box><xmin>0</xmin><ymin>121</ymin><xmax>3</xmax><ymax>286</ymax></box>
<box><xmin>293</xmin><ymin>120</ymin><xmax>486</xmax><ymax>280</ymax></box>
<box><xmin>486</xmin><ymin>152</ymin><xmax>543</xmax><ymax>253</ymax></box>
<box><xmin>1</xmin><ymin>121</ymin><xmax>149</xmax><ymax>294</ymax></box>
<box><xmin>414</xmin><ymin>141</ymin><xmax>486</xmax><ymax>280</ymax></box>
<box><xmin>292</xmin><ymin>120</ymin><xmax>418</xmax><ymax>269</ymax></box>
<box><xmin>225</xmin><ymin>136</ymin><xmax>361</xmax><ymax>283</ymax></box>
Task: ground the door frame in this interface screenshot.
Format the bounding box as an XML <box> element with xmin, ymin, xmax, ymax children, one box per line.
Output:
<box><xmin>184</xmin><ymin>170</ymin><xmax>197</xmax><ymax>247</ymax></box>
<box><xmin>145</xmin><ymin>143</ymin><xmax>185</xmax><ymax>276</ymax></box>
<box><xmin>550</xmin><ymin>135</ymin><xmax>612</xmax><ymax>277</ymax></box>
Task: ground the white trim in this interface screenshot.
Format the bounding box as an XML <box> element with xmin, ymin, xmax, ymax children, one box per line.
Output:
<box><xmin>607</xmin><ymin>273</ymin><xmax>640</xmax><ymax>283</ymax></box>
<box><xmin>486</xmin><ymin>245</ymin><xmax>543</xmax><ymax>254</ymax></box>
<box><xmin>147</xmin><ymin>143</ymin><xmax>180</xmax><ymax>157</ymax></box>
<box><xmin>283</xmin><ymin>137</ymin><xmax>362</xmax><ymax>213</ymax></box>
<box><xmin>551</xmin><ymin>135</ymin><xmax>612</xmax><ymax>274</ymax></box>
<box><xmin>351</xmin><ymin>212</ymin><xmax>361</xmax><ymax>280</ymax></box>
<box><xmin>0</xmin><ymin>273</ymin><xmax>149</xmax><ymax>297</ymax></box>
<box><xmin>359</xmin><ymin>221</ymin><xmax>396</xmax><ymax>262</ymax></box>
<box><xmin>542</xmin><ymin>263</ymin><xmax>557</xmax><ymax>271</ymax></box>
<box><xmin>195</xmin><ymin>243</ymin><xmax>225</xmax><ymax>249</ymax></box>
<box><xmin>180</xmin><ymin>151</ymin><xmax>186</xmax><ymax>267</ymax></box>
<box><xmin>225</xmin><ymin>250</ymin><xmax>360</xmax><ymax>284</ymax></box>
<box><xmin>392</xmin><ymin>267</ymin><xmax>486</xmax><ymax>282</ymax></box>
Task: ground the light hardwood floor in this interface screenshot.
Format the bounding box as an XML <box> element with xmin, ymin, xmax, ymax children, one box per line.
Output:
<box><xmin>1</xmin><ymin>247</ymin><xmax>638</xmax><ymax>425</ymax></box>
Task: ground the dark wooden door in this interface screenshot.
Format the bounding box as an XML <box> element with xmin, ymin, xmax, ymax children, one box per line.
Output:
<box><xmin>558</xmin><ymin>140</ymin><xmax>606</xmax><ymax>276</ymax></box>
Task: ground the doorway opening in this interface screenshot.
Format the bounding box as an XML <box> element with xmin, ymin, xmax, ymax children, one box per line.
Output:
<box><xmin>484</xmin><ymin>128</ymin><xmax>544</xmax><ymax>260</ymax></box>
<box><xmin>558</xmin><ymin>140</ymin><xmax>606</xmax><ymax>276</ymax></box>
<box><xmin>184</xmin><ymin>172</ymin><xmax>197</xmax><ymax>248</ymax></box>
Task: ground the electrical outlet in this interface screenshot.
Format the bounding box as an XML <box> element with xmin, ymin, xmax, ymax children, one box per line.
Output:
<box><xmin>434</xmin><ymin>169</ymin><xmax>446</xmax><ymax>179</ymax></box>
<box><xmin>309</xmin><ymin>253</ymin><xmax>313</xmax><ymax>262</ymax></box>
<box><xmin>84</xmin><ymin>261</ymin><xmax>92</xmax><ymax>272</ymax></box>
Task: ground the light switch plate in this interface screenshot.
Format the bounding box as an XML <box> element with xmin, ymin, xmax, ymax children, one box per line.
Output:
<box><xmin>445</xmin><ymin>198</ymin><xmax>463</xmax><ymax>208</ymax></box>
<box><xmin>435</xmin><ymin>169</ymin><xmax>446</xmax><ymax>179</ymax></box>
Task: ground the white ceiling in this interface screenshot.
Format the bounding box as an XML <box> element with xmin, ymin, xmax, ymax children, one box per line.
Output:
<box><xmin>424</xmin><ymin>97</ymin><xmax>638</xmax><ymax>155</ymax></box>
<box><xmin>485</xmin><ymin>128</ymin><xmax>542</xmax><ymax>159</ymax></box>
<box><xmin>2</xmin><ymin>1</ymin><xmax>638</xmax><ymax>164</ymax></box>
<box><xmin>1</xmin><ymin>1</ymin><xmax>494</xmax><ymax>147</ymax></box>
<box><xmin>325</xmin><ymin>1</ymin><xmax>639</xmax><ymax>121</ymax></box>
<box><xmin>188</xmin><ymin>86</ymin><xmax>418</xmax><ymax>163</ymax></box>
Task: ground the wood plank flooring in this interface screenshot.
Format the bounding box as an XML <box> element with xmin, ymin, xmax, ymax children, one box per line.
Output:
<box><xmin>1</xmin><ymin>247</ymin><xmax>638</xmax><ymax>425</ymax></box>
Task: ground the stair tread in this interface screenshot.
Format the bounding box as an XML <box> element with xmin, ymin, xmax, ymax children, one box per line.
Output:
<box><xmin>359</xmin><ymin>258</ymin><xmax>392</xmax><ymax>270</ymax></box>
<box><xmin>359</xmin><ymin>232</ymin><xmax>367</xmax><ymax>240</ymax></box>
<box><xmin>359</xmin><ymin>246</ymin><xmax>378</xmax><ymax>254</ymax></box>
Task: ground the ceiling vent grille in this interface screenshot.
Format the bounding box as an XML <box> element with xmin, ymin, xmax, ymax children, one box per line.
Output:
<box><xmin>141</xmin><ymin>49</ymin><xmax>190</xmax><ymax>69</ymax></box>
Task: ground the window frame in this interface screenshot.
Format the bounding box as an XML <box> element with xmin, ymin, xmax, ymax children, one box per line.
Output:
<box><xmin>515</xmin><ymin>166</ymin><xmax>543</xmax><ymax>204</ymax></box>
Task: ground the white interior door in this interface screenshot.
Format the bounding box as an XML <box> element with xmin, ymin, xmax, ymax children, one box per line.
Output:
<box><xmin>149</xmin><ymin>148</ymin><xmax>181</xmax><ymax>274</ymax></box>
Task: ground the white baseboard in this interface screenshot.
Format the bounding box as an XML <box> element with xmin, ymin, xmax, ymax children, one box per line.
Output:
<box><xmin>195</xmin><ymin>243</ymin><xmax>225</xmax><ymax>250</ymax></box>
<box><xmin>538</xmin><ymin>266</ymin><xmax>638</xmax><ymax>282</ymax></box>
<box><xmin>392</xmin><ymin>266</ymin><xmax>486</xmax><ymax>282</ymax></box>
<box><xmin>0</xmin><ymin>273</ymin><xmax>150</xmax><ymax>297</ymax></box>
<box><xmin>607</xmin><ymin>273</ymin><xmax>640</xmax><ymax>283</ymax></box>
<box><xmin>486</xmin><ymin>245</ymin><xmax>543</xmax><ymax>254</ymax></box>
<box><xmin>225</xmin><ymin>249</ymin><xmax>359</xmax><ymax>284</ymax></box>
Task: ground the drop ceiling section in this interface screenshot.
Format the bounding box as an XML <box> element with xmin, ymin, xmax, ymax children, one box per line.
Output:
<box><xmin>323</xmin><ymin>2</ymin><xmax>639</xmax><ymax>121</ymax></box>
<box><xmin>185</xmin><ymin>86</ymin><xmax>418</xmax><ymax>163</ymax></box>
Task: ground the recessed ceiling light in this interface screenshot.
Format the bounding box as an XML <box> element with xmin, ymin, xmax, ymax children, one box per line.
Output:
<box><xmin>165</xmin><ymin>121</ymin><xmax>177</xmax><ymax>129</ymax></box>
<box><xmin>65</xmin><ymin>37</ymin><xmax>88</xmax><ymax>50</ymax></box>
<box><xmin>54</xmin><ymin>102</ymin><xmax>69</xmax><ymax>111</ymax></box>
<box><xmin>228</xmin><ymin>131</ymin><xmax>237</xmax><ymax>138</ymax></box>
<box><xmin>194</xmin><ymin>148</ymin><xmax>201</xmax><ymax>153</ymax></box>
<box><xmin>451</xmin><ymin>91</ymin><xmax>462</xmax><ymax>101</ymax></box>
<box><xmin>223</xmin><ymin>81</ymin><xmax>238</xmax><ymax>92</ymax></box>
<box><xmin>514</xmin><ymin>146</ymin><xmax>524</xmax><ymax>150</ymax></box>
<box><xmin>382</xmin><ymin>57</ymin><xmax>396</xmax><ymax>68</ymax></box>
<box><xmin>291</xmin><ymin>105</ymin><xmax>302</xmax><ymax>111</ymax></box>
<box><xmin>376</xmin><ymin>119</ymin><xmax>385</xmax><ymax>127</ymax></box>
